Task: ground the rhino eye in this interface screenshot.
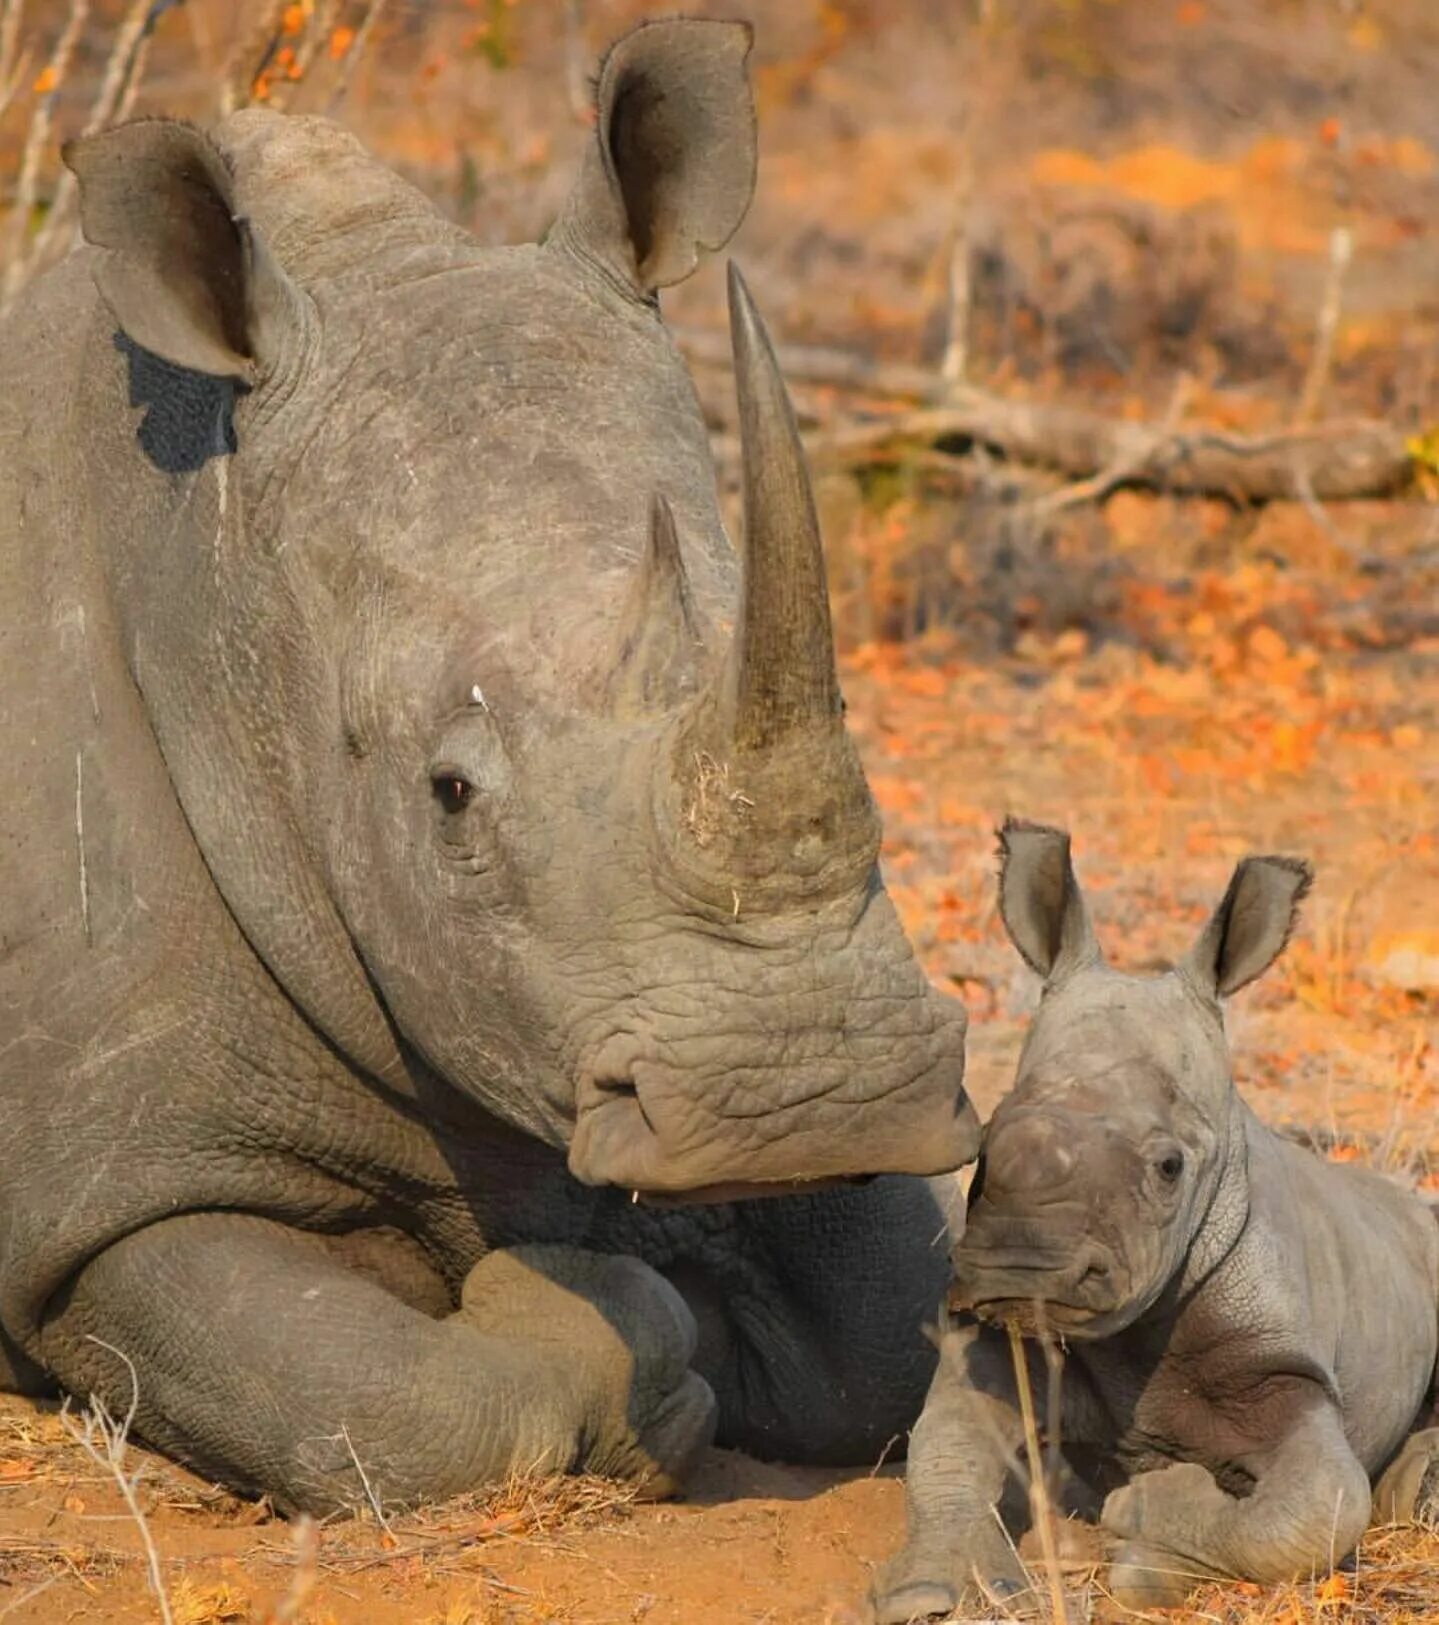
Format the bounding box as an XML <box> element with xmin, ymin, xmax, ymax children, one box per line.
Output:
<box><xmin>1157</xmin><ymin>1151</ymin><xmax>1184</xmax><ymax>1183</ymax></box>
<box><xmin>431</xmin><ymin>773</ymin><xmax>474</xmax><ymax>815</ymax></box>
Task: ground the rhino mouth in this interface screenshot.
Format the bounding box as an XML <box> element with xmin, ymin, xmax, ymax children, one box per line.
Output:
<box><xmin>629</xmin><ymin>1175</ymin><xmax>872</xmax><ymax>1209</ymax></box>
<box><xmin>955</xmin><ymin>1293</ymin><xmax>1107</xmax><ymax>1339</ymax></box>
<box><xmin>567</xmin><ymin>1052</ymin><xmax>978</xmax><ymax>1194</ymax></box>
<box><xmin>948</xmin><ymin>1245</ymin><xmax>1122</xmax><ymax>1338</ymax></box>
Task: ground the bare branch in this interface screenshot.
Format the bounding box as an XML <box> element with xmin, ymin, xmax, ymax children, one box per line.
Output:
<box><xmin>61</xmin><ymin>1338</ymin><xmax>173</xmax><ymax>1625</ymax></box>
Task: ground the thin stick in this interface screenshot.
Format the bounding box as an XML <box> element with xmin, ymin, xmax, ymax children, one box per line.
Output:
<box><xmin>1021</xmin><ymin>372</ymin><xmax>1193</xmax><ymax>520</ymax></box>
<box><xmin>0</xmin><ymin>0</ymin><xmax>90</xmax><ymax>312</ymax></box>
<box><xmin>339</xmin><ymin>1422</ymin><xmax>393</xmax><ymax>1535</ymax></box>
<box><xmin>0</xmin><ymin>1575</ymin><xmax>59</xmax><ymax>1620</ymax></box>
<box><xmin>939</xmin><ymin>193</ymin><xmax>972</xmax><ymax>387</ymax></box>
<box><xmin>1296</xmin><ymin>226</ymin><xmax>1353</xmax><ymax>426</ymax></box>
<box><xmin>61</xmin><ymin>1337</ymin><xmax>173</xmax><ymax>1625</ymax></box>
<box><xmin>1006</xmin><ymin>1318</ymin><xmax>1068</xmax><ymax>1624</ymax></box>
<box><xmin>27</xmin><ymin>0</ymin><xmax>158</xmax><ymax>281</ymax></box>
<box><xmin>1033</xmin><ymin>1303</ymin><xmax>1065</xmax><ymax>1508</ymax></box>
<box><xmin>564</xmin><ymin>0</ymin><xmax>589</xmax><ymax>123</ymax></box>
<box><xmin>267</xmin><ymin>1515</ymin><xmax>319</xmax><ymax>1624</ymax></box>
<box><xmin>220</xmin><ymin>0</ymin><xmax>287</xmax><ymax>116</ymax></box>
<box><xmin>280</xmin><ymin>0</ymin><xmax>343</xmax><ymax>110</ymax></box>
<box><xmin>0</xmin><ymin>0</ymin><xmax>26</xmax><ymax>118</ymax></box>
<box><xmin>327</xmin><ymin>0</ymin><xmax>389</xmax><ymax>110</ymax></box>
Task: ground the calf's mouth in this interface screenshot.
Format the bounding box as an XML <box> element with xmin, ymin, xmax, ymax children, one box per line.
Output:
<box><xmin>948</xmin><ymin>1235</ymin><xmax>1124</xmax><ymax>1338</ymax></box>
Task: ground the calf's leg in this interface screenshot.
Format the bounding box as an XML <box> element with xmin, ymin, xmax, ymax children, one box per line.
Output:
<box><xmin>871</xmin><ymin>1318</ymin><xmax>1066</xmax><ymax>1621</ymax></box>
<box><xmin>1102</xmin><ymin>1400</ymin><xmax>1371</xmax><ymax>1606</ymax></box>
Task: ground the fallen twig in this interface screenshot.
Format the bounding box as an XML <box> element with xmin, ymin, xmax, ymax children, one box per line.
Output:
<box><xmin>61</xmin><ymin>1339</ymin><xmax>172</xmax><ymax>1625</ymax></box>
<box><xmin>680</xmin><ymin>329</ymin><xmax>1414</xmax><ymax>504</ymax></box>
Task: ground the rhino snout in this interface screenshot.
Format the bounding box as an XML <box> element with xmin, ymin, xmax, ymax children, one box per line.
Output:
<box><xmin>982</xmin><ymin>1111</ymin><xmax>1078</xmax><ymax>1197</ymax></box>
<box><xmin>566</xmin><ymin>1036</ymin><xmax>978</xmax><ymax>1196</ymax></box>
<box><xmin>948</xmin><ymin>1233</ymin><xmax>1120</xmax><ymax>1332</ymax></box>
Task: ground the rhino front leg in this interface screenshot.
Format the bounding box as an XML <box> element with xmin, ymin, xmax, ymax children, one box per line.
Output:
<box><xmin>674</xmin><ymin>1177</ymin><xmax>953</xmax><ymax>1466</ymax></box>
<box><xmin>871</xmin><ymin>1318</ymin><xmax>1050</xmax><ymax>1622</ymax></box>
<box><xmin>39</xmin><ymin>1212</ymin><xmax>715</xmax><ymax>1514</ymax></box>
<box><xmin>1102</xmin><ymin>1401</ymin><xmax>1372</xmax><ymax>1606</ymax></box>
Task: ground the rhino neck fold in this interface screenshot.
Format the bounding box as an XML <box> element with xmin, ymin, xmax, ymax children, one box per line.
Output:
<box><xmin>1171</xmin><ymin>1099</ymin><xmax>1252</xmax><ymax>1309</ymax></box>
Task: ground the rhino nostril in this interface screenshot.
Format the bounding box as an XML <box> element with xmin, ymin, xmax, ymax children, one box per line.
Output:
<box><xmin>592</xmin><ymin>1075</ymin><xmax>655</xmax><ymax>1134</ymax></box>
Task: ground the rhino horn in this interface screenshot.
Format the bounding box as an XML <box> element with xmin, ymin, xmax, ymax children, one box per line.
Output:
<box><xmin>660</xmin><ymin>267</ymin><xmax>877</xmax><ymax>908</ymax></box>
<box><xmin>723</xmin><ymin>262</ymin><xmax>843</xmax><ymax>749</ymax></box>
<box><xmin>605</xmin><ymin>494</ymin><xmax>704</xmax><ymax>712</ymax></box>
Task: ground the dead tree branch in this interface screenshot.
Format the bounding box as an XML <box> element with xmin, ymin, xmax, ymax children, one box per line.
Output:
<box><xmin>678</xmin><ymin>329</ymin><xmax>1413</xmax><ymax>504</ymax></box>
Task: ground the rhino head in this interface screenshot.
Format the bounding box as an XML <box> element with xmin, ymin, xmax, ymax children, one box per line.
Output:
<box><xmin>63</xmin><ymin>20</ymin><xmax>978</xmax><ymax>1198</ymax></box>
<box><xmin>951</xmin><ymin>820</ymin><xmax>1311</xmax><ymax>1336</ymax></box>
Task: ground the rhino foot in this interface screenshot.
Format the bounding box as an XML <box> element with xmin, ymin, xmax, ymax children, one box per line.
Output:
<box><xmin>40</xmin><ymin>1215</ymin><xmax>716</xmax><ymax>1516</ymax></box>
<box><xmin>1372</xmin><ymin>1428</ymin><xmax>1439</xmax><ymax>1528</ymax></box>
<box><xmin>870</xmin><ymin>1530</ymin><xmax>1032</xmax><ymax>1623</ymax></box>
<box><xmin>1107</xmin><ymin>1539</ymin><xmax>1210</xmax><ymax>1610</ymax></box>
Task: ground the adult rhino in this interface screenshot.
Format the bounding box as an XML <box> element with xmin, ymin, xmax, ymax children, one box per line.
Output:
<box><xmin>0</xmin><ymin>19</ymin><xmax>978</xmax><ymax>1513</ymax></box>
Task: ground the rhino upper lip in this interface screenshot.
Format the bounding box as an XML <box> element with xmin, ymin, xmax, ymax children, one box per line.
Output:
<box><xmin>629</xmin><ymin>1175</ymin><xmax>872</xmax><ymax>1209</ymax></box>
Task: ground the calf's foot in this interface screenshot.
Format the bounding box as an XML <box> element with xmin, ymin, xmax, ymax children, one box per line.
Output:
<box><xmin>1372</xmin><ymin>1428</ymin><xmax>1439</xmax><ymax>1528</ymax></box>
<box><xmin>871</xmin><ymin>1525</ymin><xmax>1030</xmax><ymax>1622</ymax></box>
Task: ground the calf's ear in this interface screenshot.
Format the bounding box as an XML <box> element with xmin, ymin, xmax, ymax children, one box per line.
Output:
<box><xmin>554</xmin><ymin>18</ymin><xmax>756</xmax><ymax>295</ymax></box>
<box><xmin>1182</xmin><ymin>855</ymin><xmax>1313</xmax><ymax>999</ymax></box>
<box><xmin>997</xmin><ymin>819</ymin><xmax>1100</xmax><ymax>982</ymax></box>
<box><xmin>64</xmin><ymin>119</ymin><xmax>305</xmax><ymax>381</ymax></box>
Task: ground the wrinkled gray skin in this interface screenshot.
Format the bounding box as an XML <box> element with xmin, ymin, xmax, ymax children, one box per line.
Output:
<box><xmin>0</xmin><ymin>19</ymin><xmax>979</xmax><ymax>1515</ymax></box>
<box><xmin>875</xmin><ymin>822</ymin><xmax>1439</xmax><ymax>1619</ymax></box>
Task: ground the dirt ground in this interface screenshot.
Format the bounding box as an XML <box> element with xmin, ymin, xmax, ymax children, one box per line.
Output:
<box><xmin>2</xmin><ymin>2</ymin><xmax>1438</xmax><ymax>1622</ymax></box>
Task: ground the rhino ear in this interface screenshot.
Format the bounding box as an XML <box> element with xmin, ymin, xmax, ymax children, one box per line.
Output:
<box><xmin>1183</xmin><ymin>855</ymin><xmax>1313</xmax><ymax>1000</ymax></box>
<box><xmin>997</xmin><ymin>819</ymin><xmax>1100</xmax><ymax>982</ymax></box>
<box><xmin>64</xmin><ymin>119</ymin><xmax>305</xmax><ymax>382</ymax></box>
<box><xmin>554</xmin><ymin>18</ymin><xmax>756</xmax><ymax>295</ymax></box>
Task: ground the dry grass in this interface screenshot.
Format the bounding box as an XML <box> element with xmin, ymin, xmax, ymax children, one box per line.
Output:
<box><xmin>0</xmin><ymin>1393</ymin><xmax>638</xmax><ymax>1615</ymax></box>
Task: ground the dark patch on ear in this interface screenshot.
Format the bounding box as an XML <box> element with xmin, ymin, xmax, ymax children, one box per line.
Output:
<box><xmin>119</xmin><ymin>333</ymin><xmax>237</xmax><ymax>474</ymax></box>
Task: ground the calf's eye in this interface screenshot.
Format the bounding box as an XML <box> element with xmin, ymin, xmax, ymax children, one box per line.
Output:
<box><xmin>1157</xmin><ymin>1151</ymin><xmax>1184</xmax><ymax>1183</ymax></box>
<box><xmin>432</xmin><ymin>773</ymin><xmax>474</xmax><ymax>815</ymax></box>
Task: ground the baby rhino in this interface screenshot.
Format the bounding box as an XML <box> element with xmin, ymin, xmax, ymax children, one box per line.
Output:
<box><xmin>876</xmin><ymin>821</ymin><xmax>1439</xmax><ymax>1618</ymax></box>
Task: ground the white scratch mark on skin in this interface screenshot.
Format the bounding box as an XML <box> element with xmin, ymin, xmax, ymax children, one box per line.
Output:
<box><xmin>54</xmin><ymin>603</ymin><xmax>100</xmax><ymax>722</ymax></box>
<box><xmin>213</xmin><ymin>457</ymin><xmax>229</xmax><ymax>562</ymax></box>
<box><xmin>77</xmin><ymin>605</ymin><xmax>98</xmax><ymax>722</ymax></box>
<box><xmin>74</xmin><ymin>749</ymin><xmax>91</xmax><ymax>946</ymax></box>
